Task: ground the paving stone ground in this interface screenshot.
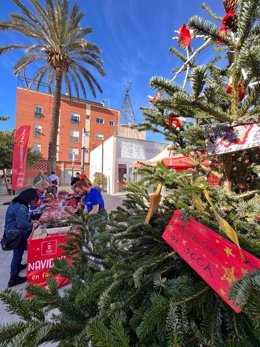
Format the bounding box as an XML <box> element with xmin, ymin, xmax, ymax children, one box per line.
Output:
<box><xmin>0</xmin><ymin>186</ymin><xmax>125</xmax><ymax>345</ymax></box>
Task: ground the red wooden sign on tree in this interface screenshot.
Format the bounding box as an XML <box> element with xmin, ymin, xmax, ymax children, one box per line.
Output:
<box><xmin>162</xmin><ymin>210</ymin><xmax>260</xmax><ymax>312</ymax></box>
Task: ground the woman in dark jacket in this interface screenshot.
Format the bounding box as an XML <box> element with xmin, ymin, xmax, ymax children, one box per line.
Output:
<box><xmin>4</xmin><ymin>188</ymin><xmax>39</xmax><ymax>287</ymax></box>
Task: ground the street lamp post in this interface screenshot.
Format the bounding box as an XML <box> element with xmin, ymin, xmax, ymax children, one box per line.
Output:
<box><xmin>101</xmin><ymin>142</ymin><xmax>104</xmax><ymax>174</ymax></box>
<box><xmin>81</xmin><ymin>127</ymin><xmax>86</xmax><ymax>173</ymax></box>
<box><xmin>71</xmin><ymin>152</ymin><xmax>75</xmax><ymax>179</ymax></box>
<box><xmin>82</xmin><ymin>146</ymin><xmax>85</xmax><ymax>173</ymax></box>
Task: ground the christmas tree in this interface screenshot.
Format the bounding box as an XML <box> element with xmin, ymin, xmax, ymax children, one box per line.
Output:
<box><xmin>0</xmin><ymin>1</ymin><xmax>259</xmax><ymax>346</ymax></box>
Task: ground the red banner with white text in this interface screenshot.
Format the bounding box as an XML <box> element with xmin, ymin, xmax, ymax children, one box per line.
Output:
<box><xmin>162</xmin><ymin>210</ymin><xmax>260</xmax><ymax>312</ymax></box>
<box><xmin>11</xmin><ymin>125</ymin><xmax>31</xmax><ymax>190</ymax></box>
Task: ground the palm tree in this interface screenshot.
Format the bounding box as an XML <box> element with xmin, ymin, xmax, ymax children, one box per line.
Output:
<box><xmin>0</xmin><ymin>0</ymin><xmax>106</xmax><ymax>171</ymax></box>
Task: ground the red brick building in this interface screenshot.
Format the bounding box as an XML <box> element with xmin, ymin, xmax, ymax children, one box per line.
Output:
<box><xmin>16</xmin><ymin>87</ymin><xmax>119</xmax><ymax>184</ymax></box>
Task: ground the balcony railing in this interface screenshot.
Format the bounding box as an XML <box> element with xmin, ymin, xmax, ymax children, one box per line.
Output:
<box><xmin>70</xmin><ymin>136</ymin><xmax>79</xmax><ymax>143</ymax></box>
<box><xmin>34</xmin><ymin>130</ymin><xmax>42</xmax><ymax>138</ymax></box>
<box><xmin>34</xmin><ymin>112</ymin><xmax>43</xmax><ymax>119</ymax></box>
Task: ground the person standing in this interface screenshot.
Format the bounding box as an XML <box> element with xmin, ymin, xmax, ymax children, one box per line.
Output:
<box><xmin>4</xmin><ymin>188</ymin><xmax>39</xmax><ymax>287</ymax></box>
<box><xmin>48</xmin><ymin>171</ymin><xmax>59</xmax><ymax>196</ymax></box>
<box><xmin>6</xmin><ymin>174</ymin><xmax>12</xmax><ymax>195</ymax></box>
<box><xmin>70</xmin><ymin>172</ymin><xmax>80</xmax><ymax>186</ymax></box>
<box><xmin>33</xmin><ymin>170</ymin><xmax>48</xmax><ymax>186</ymax></box>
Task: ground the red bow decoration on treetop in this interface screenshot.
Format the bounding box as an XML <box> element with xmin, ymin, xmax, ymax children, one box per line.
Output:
<box><xmin>178</xmin><ymin>24</ymin><xmax>192</xmax><ymax>48</ymax></box>
<box><xmin>223</xmin><ymin>9</ymin><xmax>236</xmax><ymax>28</ymax></box>
<box><xmin>217</xmin><ymin>9</ymin><xmax>236</xmax><ymax>44</ymax></box>
<box><xmin>226</xmin><ymin>82</ymin><xmax>246</xmax><ymax>101</ymax></box>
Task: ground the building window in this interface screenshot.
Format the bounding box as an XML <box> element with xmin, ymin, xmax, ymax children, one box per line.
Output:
<box><xmin>96</xmin><ymin>117</ymin><xmax>104</xmax><ymax>124</ymax></box>
<box><xmin>34</xmin><ymin>124</ymin><xmax>42</xmax><ymax>138</ymax></box>
<box><xmin>34</xmin><ymin>105</ymin><xmax>43</xmax><ymax>118</ymax></box>
<box><xmin>70</xmin><ymin>113</ymin><xmax>80</xmax><ymax>125</ymax></box>
<box><xmin>95</xmin><ymin>133</ymin><xmax>104</xmax><ymax>140</ymax></box>
<box><xmin>69</xmin><ymin>130</ymin><xmax>79</xmax><ymax>143</ymax></box>
<box><xmin>69</xmin><ymin>147</ymin><xmax>79</xmax><ymax>160</ymax></box>
<box><xmin>109</xmin><ymin>120</ymin><xmax>115</xmax><ymax>126</ymax></box>
<box><xmin>32</xmin><ymin>143</ymin><xmax>41</xmax><ymax>153</ymax></box>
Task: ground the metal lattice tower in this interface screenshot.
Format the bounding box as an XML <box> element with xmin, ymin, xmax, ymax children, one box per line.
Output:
<box><xmin>120</xmin><ymin>82</ymin><xmax>135</xmax><ymax>125</ymax></box>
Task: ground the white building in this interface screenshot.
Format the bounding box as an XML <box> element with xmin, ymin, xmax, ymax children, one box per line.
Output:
<box><xmin>89</xmin><ymin>136</ymin><xmax>167</xmax><ymax>194</ymax></box>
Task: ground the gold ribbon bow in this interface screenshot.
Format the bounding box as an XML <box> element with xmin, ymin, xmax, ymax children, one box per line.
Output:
<box><xmin>144</xmin><ymin>183</ymin><xmax>162</xmax><ymax>224</ymax></box>
<box><xmin>193</xmin><ymin>184</ymin><xmax>246</xmax><ymax>262</ymax></box>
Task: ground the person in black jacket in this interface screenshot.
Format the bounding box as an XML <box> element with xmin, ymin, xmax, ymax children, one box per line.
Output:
<box><xmin>71</xmin><ymin>172</ymin><xmax>80</xmax><ymax>186</ymax></box>
<box><xmin>4</xmin><ymin>188</ymin><xmax>39</xmax><ymax>287</ymax></box>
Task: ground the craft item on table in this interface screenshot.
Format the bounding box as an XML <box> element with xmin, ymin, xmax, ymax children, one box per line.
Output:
<box><xmin>66</xmin><ymin>200</ymin><xmax>76</xmax><ymax>207</ymax></box>
<box><xmin>32</xmin><ymin>227</ymin><xmax>48</xmax><ymax>239</ymax></box>
<box><xmin>58</xmin><ymin>199</ymin><xmax>65</xmax><ymax>215</ymax></box>
<box><xmin>44</xmin><ymin>218</ymin><xmax>70</xmax><ymax>228</ymax></box>
<box><xmin>46</xmin><ymin>225</ymin><xmax>71</xmax><ymax>235</ymax></box>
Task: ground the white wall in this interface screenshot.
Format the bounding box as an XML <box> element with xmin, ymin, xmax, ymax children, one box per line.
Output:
<box><xmin>89</xmin><ymin>137</ymin><xmax>115</xmax><ymax>193</ymax></box>
<box><xmin>90</xmin><ymin>136</ymin><xmax>166</xmax><ymax>194</ymax></box>
<box><xmin>116</xmin><ymin>137</ymin><xmax>166</xmax><ymax>161</ymax></box>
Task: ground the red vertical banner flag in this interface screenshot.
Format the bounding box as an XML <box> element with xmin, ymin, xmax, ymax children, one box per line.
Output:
<box><xmin>12</xmin><ymin>125</ymin><xmax>31</xmax><ymax>191</ymax></box>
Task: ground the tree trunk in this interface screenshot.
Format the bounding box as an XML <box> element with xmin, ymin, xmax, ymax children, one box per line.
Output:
<box><xmin>223</xmin><ymin>153</ymin><xmax>233</xmax><ymax>193</ymax></box>
<box><xmin>48</xmin><ymin>68</ymin><xmax>63</xmax><ymax>173</ymax></box>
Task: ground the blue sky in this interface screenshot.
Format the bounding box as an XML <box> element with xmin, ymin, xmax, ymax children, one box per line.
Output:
<box><xmin>0</xmin><ymin>0</ymin><xmax>224</xmax><ymax>141</ymax></box>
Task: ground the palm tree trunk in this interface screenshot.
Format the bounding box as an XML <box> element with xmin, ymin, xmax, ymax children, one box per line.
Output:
<box><xmin>48</xmin><ymin>68</ymin><xmax>63</xmax><ymax>172</ymax></box>
<box><xmin>223</xmin><ymin>153</ymin><xmax>233</xmax><ymax>193</ymax></box>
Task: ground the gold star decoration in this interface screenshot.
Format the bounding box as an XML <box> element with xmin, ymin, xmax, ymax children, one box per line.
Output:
<box><xmin>220</xmin><ymin>288</ymin><xmax>226</xmax><ymax>296</ymax></box>
<box><xmin>224</xmin><ymin>246</ymin><xmax>235</xmax><ymax>258</ymax></box>
<box><xmin>168</xmin><ymin>225</ymin><xmax>174</xmax><ymax>232</ymax></box>
<box><xmin>144</xmin><ymin>184</ymin><xmax>162</xmax><ymax>224</ymax></box>
<box><xmin>221</xmin><ymin>266</ymin><xmax>236</xmax><ymax>285</ymax></box>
